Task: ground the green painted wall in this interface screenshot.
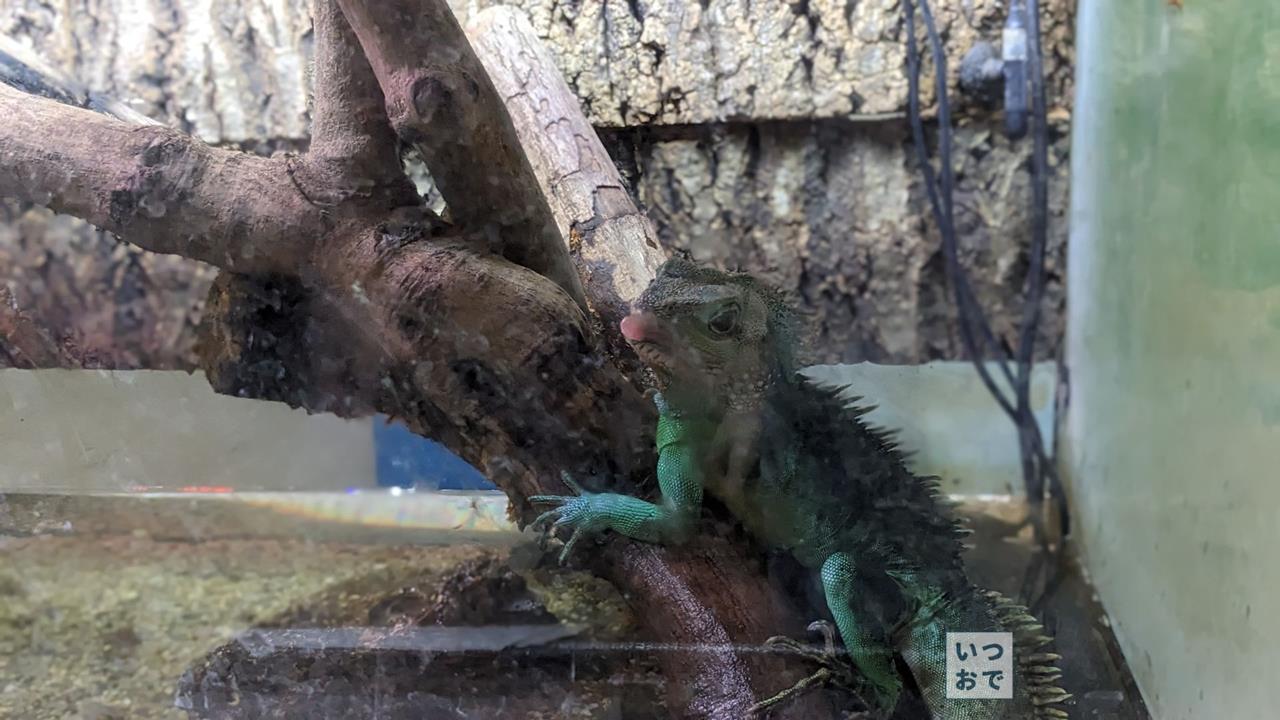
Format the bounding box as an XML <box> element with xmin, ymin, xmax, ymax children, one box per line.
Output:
<box><xmin>1065</xmin><ymin>1</ymin><xmax>1280</xmax><ymax>717</ymax></box>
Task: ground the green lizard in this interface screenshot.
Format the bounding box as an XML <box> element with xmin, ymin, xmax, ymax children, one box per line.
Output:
<box><xmin>531</xmin><ymin>258</ymin><xmax>1070</xmax><ymax>719</ymax></box>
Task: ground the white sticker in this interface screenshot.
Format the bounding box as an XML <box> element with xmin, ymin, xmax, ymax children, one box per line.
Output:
<box><xmin>945</xmin><ymin>632</ymin><xmax>1014</xmax><ymax>700</ymax></box>
<box><xmin>1002</xmin><ymin>28</ymin><xmax>1028</xmax><ymax>62</ymax></box>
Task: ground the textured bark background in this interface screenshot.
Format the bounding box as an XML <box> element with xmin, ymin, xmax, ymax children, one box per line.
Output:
<box><xmin>0</xmin><ymin>0</ymin><xmax>1075</xmax><ymax>367</ymax></box>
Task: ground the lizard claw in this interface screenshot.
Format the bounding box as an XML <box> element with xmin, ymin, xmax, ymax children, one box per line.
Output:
<box><xmin>755</xmin><ymin>621</ymin><xmax>890</xmax><ymax>718</ymax></box>
<box><xmin>529</xmin><ymin>471</ymin><xmax>585</xmax><ymax>504</ymax></box>
<box><xmin>806</xmin><ymin>620</ymin><xmax>837</xmax><ymax>656</ymax></box>
<box><xmin>559</xmin><ymin>470</ymin><xmax>585</xmax><ymax>495</ymax></box>
<box><xmin>527</xmin><ymin>472</ymin><xmax>602</xmax><ymax>564</ymax></box>
<box><xmin>559</xmin><ymin>525</ymin><xmax>588</xmax><ymax>563</ymax></box>
<box><xmin>763</xmin><ymin>620</ymin><xmax>838</xmax><ymax>658</ymax></box>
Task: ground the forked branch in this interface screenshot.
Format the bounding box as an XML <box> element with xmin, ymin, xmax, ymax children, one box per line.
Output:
<box><xmin>0</xmin><ymin>2</ymin><xmax>834</xmax><ymax>715</ymax></box>
<box><xmin>335</xmin><ymin>0</ymin><xmax>588</xmax><ymax>309</ymax></box>
<box><xmin>298</xmin><ymin>0</ymin><xmax>416</xmax><ymax>205</ymax></box>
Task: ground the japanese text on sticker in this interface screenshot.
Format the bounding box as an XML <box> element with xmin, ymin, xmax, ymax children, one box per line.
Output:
<box><xmin>945</xmin><ymin>632</ymin><xmax>1014</xmax><ymax>700</ymax></box>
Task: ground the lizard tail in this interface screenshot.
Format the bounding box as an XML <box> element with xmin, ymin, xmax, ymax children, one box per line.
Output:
<box><xmin>982</xmin><ymin>589</ymin><xmax>1072</xmax><ymax>719</ymax></box>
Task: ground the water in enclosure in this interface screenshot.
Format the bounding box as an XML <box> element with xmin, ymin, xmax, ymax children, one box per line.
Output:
<box><xmin>0</xmin><ymin>1</ymin><xmax>1274</xmax><ymax>719</ymax></box>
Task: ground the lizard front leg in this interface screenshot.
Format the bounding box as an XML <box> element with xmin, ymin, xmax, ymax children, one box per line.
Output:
<box><xmin>529</xmin><ymin>393</ymin><xmax>705</xmax><ymax>563</ymax></box>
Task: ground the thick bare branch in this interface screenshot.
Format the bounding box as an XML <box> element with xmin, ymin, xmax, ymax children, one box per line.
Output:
<box><xmin>201</xmin><ymin>222</ymin><xmax>824</xmax><ymax>719</ymax></box>
<box><xmin>301</xmin><ymin>0</ymin><xmax>416</xmax><ymax>206</ymax></box>
<box><xmin>468</xmin><ymin>7</ymin><xmax>666</xmax><ymax>350</ymax></box>
<box><xmin>0</xmin><ymin>83</ymin><xmax>319</xmax><ymax>274</ymax></box>
<box><xmin>335</xmin><ymin>0</ymin><xmax>587</xmax><ymax>309</ymax></box>
<box><xmin>2</xmin><ymin>14</ymin><xmax>831</xmax><ymax>717</ymax></box>
<box><xmin>201</xmin><ymin>220</ymin><xmax>659</xmax><ymax>501</ymax></box>
<box><xmin>462</xmin><ymin>14</ymin><xmax>831</xmax><ymax>715</ymax></box>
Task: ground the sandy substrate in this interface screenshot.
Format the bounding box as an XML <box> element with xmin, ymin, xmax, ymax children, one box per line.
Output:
<box><xmin>0</xmin><ymin>534</ymin><xmax>487</xmax><ymax>720</ymax></box>
<box><xmin>0</xmin><ymin>497</ymin><xmax>1148</xmax><ymax>720</ymax></box>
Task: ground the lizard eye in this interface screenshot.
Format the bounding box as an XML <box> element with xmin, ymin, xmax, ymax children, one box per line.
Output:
<box><xmin>707</xmin><ymin>305</ymin><xmax>739</xmax><ymax>336</ymax></box>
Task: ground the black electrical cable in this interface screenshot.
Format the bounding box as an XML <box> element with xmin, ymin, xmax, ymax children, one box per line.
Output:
<box><xmin>902</xmin><ymin>0</ymin><xmax>1065</xmax><ymax>564</ymax></box>
<box><xmin>907</xmin><ymin>0</ymin><xmax>1044</xmax><ymax>434</ymax></box>
<box><xmin>1019</xmin><ymin>0</ymin><xmax>1071</xmax><ymax>605</ymax></box>
<box><xmin>904</xmin><ymin>0</ymin><xmax>1016</xmax><ymax>417</ymax></box>
<box><xmin>904</xmin><ymin>0</ymin><xmax>1063</xmax><ymax>500</ymax></box>
<box><xmin>1017</xmin><ymin>0</ymin><xmax>1061</xmax><ymax>515</ymax></box>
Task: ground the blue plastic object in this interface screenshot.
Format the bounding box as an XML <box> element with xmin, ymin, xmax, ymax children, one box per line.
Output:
<box><xmin>373</xmin><ymin>417</ymin><xmax>495</xmax><ymax>490</ymax></box>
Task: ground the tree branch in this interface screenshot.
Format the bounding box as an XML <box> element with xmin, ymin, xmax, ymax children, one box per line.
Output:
<box><xmin>0</xmin><ymin>83</ymin><xmax>318</xmax><ymax>274</ymax></box>
<box><xmin>1</xmin><ymin>9</ymin><xmax>836</xmax><ymax>716</ymax></box>
<box><xmin>335</xmin><ymin>0</ymin><xmax>588</xmax><ymax>310</ymax></box>
<box><xmin>468</xmin><ymin>6</ymin><xmax>665</xmax><ymax>354</ymax></box>
<box><xmin>465</xmin><ymin>10</ymin><xmax>831</xmax><ymax>717</ymax></box>
<box><xmin>299</xmin><ymin>0</ymin><xmax>416</xmax><ymax>207</ymax></box>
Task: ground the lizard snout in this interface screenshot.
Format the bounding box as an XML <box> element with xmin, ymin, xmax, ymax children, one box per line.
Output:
<box><xmin>620</xmin><ymin>312</ymin><xmax>664</xmax><ymax>344</ymax></box>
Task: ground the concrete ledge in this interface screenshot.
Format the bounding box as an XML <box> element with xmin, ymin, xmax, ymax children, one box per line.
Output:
<box><xmin>804</xmin><ymin>361</ymin><xmax>1057</xmax><ymax>496</ymax></box>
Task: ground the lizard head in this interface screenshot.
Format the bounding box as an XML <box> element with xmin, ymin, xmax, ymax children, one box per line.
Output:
<box><xmin>621</xmin><ymin>258</ymin><xmax>798</xmax><ymax>413</ymax></box>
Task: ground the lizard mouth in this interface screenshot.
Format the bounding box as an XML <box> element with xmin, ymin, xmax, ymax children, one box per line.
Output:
<box><xmin>629</xmin><ymin>339</ymin><xmax>673</xmax><ymax>382</ymax></box>
<box><xmin>620</xmin><ymin>312</ymin><xmax>677</xmax><ymax>383</ymax></box>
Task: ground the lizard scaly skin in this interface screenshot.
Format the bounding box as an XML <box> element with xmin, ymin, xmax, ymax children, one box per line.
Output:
<box><xmin>532</xmin><ymin>259</ymin><xmax>1070</xmax><ymax>719</ymax></box>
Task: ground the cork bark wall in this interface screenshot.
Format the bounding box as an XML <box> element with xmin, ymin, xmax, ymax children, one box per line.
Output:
<box><xmin>0</xmin><ymin>0</ymin><xmax>1075</xmax><ymax>367</ymax></box>
<box><xmin>611</xmin><ymin>118</ymin><xmax>1073</xmax><ymax>364</ymax></box>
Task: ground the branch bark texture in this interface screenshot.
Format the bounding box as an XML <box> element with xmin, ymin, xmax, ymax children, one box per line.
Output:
<box><xmin>336</xmin><ymin>0</ymin><xmax>588</xmax><ymax>310</ymax></box>
<box><xmin>0</xmin><ymin>1</ymin><xmax>840</xmax><ymax>717</ymax></box>
<box><xmin>468</xmin><ymin>6</ymin><xmax>665</xmax><ymax>349</ymax></box>
<box><xmin>0</xmin><ymin>83</ymin><xmax>320</xmax><ymax>275</ymax></box>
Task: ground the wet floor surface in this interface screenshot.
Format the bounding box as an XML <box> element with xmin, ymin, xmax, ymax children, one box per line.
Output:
<box><xmin>960</xmin><ymin>500</ymin><xmax>1150</xmax><ymax>720</ymax></box>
